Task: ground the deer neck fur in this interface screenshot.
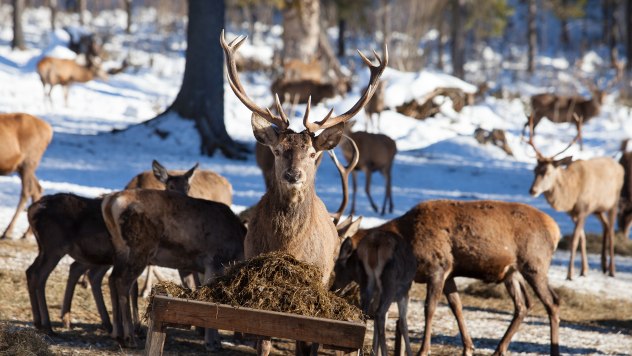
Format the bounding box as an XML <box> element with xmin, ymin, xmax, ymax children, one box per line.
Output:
<box><xmin>543</xmin><ymin>165</ymin><xmax>581</xmax><ymax>212</ymax></box>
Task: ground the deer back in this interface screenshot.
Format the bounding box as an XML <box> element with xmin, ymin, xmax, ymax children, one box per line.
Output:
<box><xmin>0</xmin><ymin>113</ymin><xmax>53</xmax><ymax>175</ymax></box>
<box><xmin>125</xmin><ymin>169</ymin><xmax>232</xmax><ymax>205</ymax></box>
<box><xmin>342</xmin><ymin>131</ymin><xmax>397</xmax><ymax>171</ymax></box>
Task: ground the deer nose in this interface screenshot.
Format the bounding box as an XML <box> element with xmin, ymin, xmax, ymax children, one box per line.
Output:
<box><xmin>283</xmin><ymin>169</ymin><xmax>303</xmax><ymax>184</ymax></box>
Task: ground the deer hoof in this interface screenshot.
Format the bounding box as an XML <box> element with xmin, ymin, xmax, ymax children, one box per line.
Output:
<box><xmin>62</xmin><ymin>313</ymin><xmax>72</xmax><ymax>329</ymax></box>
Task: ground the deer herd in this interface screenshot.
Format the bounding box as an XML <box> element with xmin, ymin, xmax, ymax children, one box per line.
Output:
<box><xmin>0</xmin><ymin>29</ymin><xmax>630</xmax><ymax>356</ymax></box>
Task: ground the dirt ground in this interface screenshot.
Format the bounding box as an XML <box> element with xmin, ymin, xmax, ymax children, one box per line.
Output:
<box><xmin>1</xmin><ymin>238</ymin><xmax>631</xmax><ymax>355</ymax></box>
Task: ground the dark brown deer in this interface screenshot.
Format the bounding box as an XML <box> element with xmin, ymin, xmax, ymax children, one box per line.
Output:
<box><xmin>36</xmin><ymin>56</ymin><xmax>108</xmax><ymax>105</ymax></box>
<box><xmin>221</xmin><ymin>30</ymin><xmax>386</xmax><ymax>355</ymax></box>
<box><xmin>342</xmin><ymin>122</ymin><xmax>397</xmax><ymax>216</ymax></box>
<box><xmin>332</xmin><ymin>218</ymin><xmax>417</xmax><ymax>356</ymax></box>
<box><xmin>0</xmin><ymin>113</ymin><xmax>53</xmax><ymax>240</ymax></box>
<box><xmin>336</xmin><ymin>200</ymin><xmax>562</xmax><ymax>356</ymax></box>
<box><xmin>618</xmin><ymin>139</ymin><xmax>632</xmax><ymax>238</ymax></box>
<box><xmin>526</xmin><ymin>114</ymin><xmax>624</xmax><ymax>279</ymax></box>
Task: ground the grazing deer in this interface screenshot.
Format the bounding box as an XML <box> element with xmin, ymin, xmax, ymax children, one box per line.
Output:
<box><xmin>524</xmin><ymin>78</ymin><xmax>616</xmax><ymax>148</ymax></box>
<box><xmin>342</xmin><ymin>122</ymin><xmax>396</xmax><ymax>216</ymax></box>
<box><xmin>337</xmin><ymin>200</ymin><xmax>562</xmax><ymax>356</ymax></box>
<box><xmin>618</xmin><ymin>139</ymin><xmax>632</xmax><ymax>238</ymax></box>
<box><xmin>283</xmin><ymin>57</ymin><xmax>322</xmax><ymax>82</ymax></box>
<box><xmin>474</xmin><ymin>127</ymin><xmax>513</xmax><ymax>156</ymax></box>
<box><xmin>271</xmin><ymin>77</ymin><xmax>337</xmax><ymax>105</ymax></box>
<box><xmin>36</xmin><ymin>56</ymin><xmax>108</xmax><ymax>106</ymax></box>
<box><xmin>102</xmin><ymin>188</ymin><xmax>246</xmax><ymax>349</ymax></box>
<box><xmin>0</xmin><ymin>113</ymin><xmax>53</xmax><ymax>240</ymax></box>
<box><xmin>221</xmin><ymin>30</ymin><xmax>386</xmax><ymax>355</ymax></box>
<box><xmin>526</xmin><ymin>114</ymin><xmax>624</xmax><ymax>279</ymax></box>
<box><xmin>332</xmin><ymin>218</ymin><xmax>417</xmax><ymax>356</ymax></box>
<box><xmin>364</xmin><ymin>81</ymin><xmax>385</xmax><ymax>132</ymax></box>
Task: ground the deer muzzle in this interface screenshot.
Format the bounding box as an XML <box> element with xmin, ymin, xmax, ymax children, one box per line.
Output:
<box><xmin>283</xmin><ymin>169</ymin><xmax>303</xmax><ymax>185</ymax></box>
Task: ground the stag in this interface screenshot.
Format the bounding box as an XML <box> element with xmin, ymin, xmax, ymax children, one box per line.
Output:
<box><xmin>221</xmin><ymin>30</ymin><xmax>386</xmax><ymax>355</ymax></box>
<box><xmin>36</xmin><ymin>56</ymin><xmax>107</xmax><ymax>105</ymax></box>
<box><xmin>526</xmin><ymin>114</ymin><xmax>624</xmax><ymax>279</ymax></box>
<box><xmin>335</xmin><ymin>200</ymin><xmax>562</xmax><ymax>356</ymax></box>
<box><xmin>0</xmin><ymin>113</ymin><xmax>53</xmax><ymax>240</ymax></box>
<box><xmin>332</xmin><ymin>217</ymin><xmax>417</xmax><ymax>356</ymax></box>
<box><xmin>342</xmin><ymin>122</ymin><xmax>396</xmax><ymax>216</ymax></box>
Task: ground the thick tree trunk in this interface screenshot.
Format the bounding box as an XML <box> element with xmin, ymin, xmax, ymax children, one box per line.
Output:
<box><xmin>337</xmin><ymin>18</ymin><xmax>346</xmax><ymax>57</ymax></box>
<box><xmin>527</xmin><ymin>0</ymin><xmax>537</xmax><ymax>73</ymax></box>
<box><xmin>437</xmin><ymin>10</ymin><xmax>444</xmax><ymax>70</ymax></box>
<box><xmin>169</xmin><ymin>0</ymin><xmax>247</xmax><ymax>160</ymax></box>
<box><xmin>12</xmin><ymin>0</ymin><xmax>26</xmax><ymax>50</ymax></box>
<box><xmin>560</xmin><ymin>0</ymin><xmax>569</xmax><ymax>48</ymax></box>
<box><xmin>627</xmin><ymin>0</ymin><xmax>632</xmax><ymax>72</ymax></box>
<box><xmin>125</xmin><ymin>0</ymin><xmax>132</xmax><ymax>34</ymax></box>
<box><xmin>78</xmin><ymin>0</ymin><xmax>86</xmax><ymax>25</ymax></box>
<box><xmin>282</xmin><ymin>0</ymin><xmax>320</xmax><ymax>62</ymax></box>
<box><xmin>450</xmin><ymin>0</ymin><xmax>465</xmax><ymax>79</ymax></box>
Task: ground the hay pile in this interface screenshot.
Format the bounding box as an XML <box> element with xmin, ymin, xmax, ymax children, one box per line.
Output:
<box><xmin>0</xmin><ymin>323</ymin><xmax>54</xmax><ymax>356</ymax></box>
<box><xmin>149</xmin><ymin>252</ymin><xmax>363</xmax><ymax>322</ymax></box>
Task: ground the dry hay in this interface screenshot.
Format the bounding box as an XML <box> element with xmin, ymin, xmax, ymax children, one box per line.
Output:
<box><xmin>0</xmin><ymin>323</ymin><xmax>54</xmax><ymax>356</ymax></box>
<box><xmin>148</xmin><ymin>252</ymin><xmax>363</xmax><ymax>322</ymax></box>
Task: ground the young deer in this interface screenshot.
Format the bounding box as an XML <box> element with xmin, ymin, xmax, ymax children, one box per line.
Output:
<box><xmin>0</xmin><ymin>113</ymin><xmax>53</xmax><ymax>240</ymax></box>
<box><xmin>338</xmin><ymin>200</ymin><xmax>562</xmax><ymax>356</ymax></box>
<box><xmin>526</xmin><ymin>114</ymin><xmax>624</xmax><ymax>279</ymax></box>
<box><xmin>221</xmin><ymin>30</ymin><xmax>386</xmax><ymax>355</ymax></box>
<box><xmin>36</xmin><ymin>56</ymin><xmax>108</xmax><ymax>106</ymax></box>
<box><xmin>333</xmin><ymin>218</ymin><xmax>417</xmax><ymax>356</ymax></box>
<box><xmin>342</xmin><ymin>122</ymin><xmax>397</xmax><ymax>216</ymax></box>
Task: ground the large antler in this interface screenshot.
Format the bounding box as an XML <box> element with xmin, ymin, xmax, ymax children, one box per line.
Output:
<box><xmin>525</xmin><ymin>113</ymin><xmax>544</xmax><ymax>160</ymax></box>
<box><xmin>552</xmin><ymin>113</ymin><xmax>583</xmax><ymax>158</ymax></box>
<box><xmin>329</xmin><ymin>135</ymin><xmax>359</xmax><ymax>224</ymax></box>
<box><xmin>220</xmin><ymin>30</ymin><xmax>289</xmax><ymax>130</ymax></box>
<box><xmin>303</xmin><ymin>45</ymin><xmax>388</xmax><ymax>133</ymax></box>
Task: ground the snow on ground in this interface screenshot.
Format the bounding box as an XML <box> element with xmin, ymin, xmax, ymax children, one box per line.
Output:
<box><xmin>1</xmin><ymin>6</ymin><xmax>632</xmax><ymax>354</ymax></box>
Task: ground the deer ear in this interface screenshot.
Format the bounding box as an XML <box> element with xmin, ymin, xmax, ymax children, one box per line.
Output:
<box><xmin>152</xmin><ymin>160</ymin><xmax>169</xmax><ymax>184</ymax></box>
<box><xmin>184</xmin><ymin>163</ymin><xmax>199</xmax><ymax>183</ymax></box>
<box><xmin>339</xmin><ymin>237</ymin><xmax>355</xmax><ymax>259</ymax></box>
<box><xmin>251</xmin><ymin>113</ymin><xmax>279</xmax><ymax>147</ymax></box>
<box><xmin>553</xmin><ymin>156</ymin><xmax>573</xmax><ymax>167</ymax></box>
<box><xmin>313</xmin><ymin>122</ymin><xmax>344</xmax><ymax>152</ymax></box>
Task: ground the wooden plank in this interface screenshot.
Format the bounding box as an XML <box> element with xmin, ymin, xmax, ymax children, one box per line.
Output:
<box><xmin>151</xmin><ymin>295</ymin><xmax>366</xmax><ymax>350</ymax></box>
<box><xmin>144</xmin><ymin>318</ymin><xmax>166</xmax><ymax>356</ymax></box>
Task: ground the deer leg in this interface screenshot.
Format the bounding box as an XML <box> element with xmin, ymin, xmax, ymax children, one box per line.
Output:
<box><xmin>140</xmin><ymin>266</ymin><xmax>154</xmax><ymax>298</ymax></box>
<box><xmin>61</xmin><ymin>261</ymin><xmax>90</xmax><ymax>329</ymax></box>
<box><xmin>396</xmin><ymin>293</ymin><xmax>413</xmax><ymax>356</ymax></box>
<box><xmin>607</xmin><ymin>206</ymin><xmax>617</xmax><ymax>277</ymax></box>
<box><xmin>493</xmin><ymin>272</ymin><xmax>528</xmax><ymax>356</ymax></box>
<box><xmin>20</xmin><ymin>176</ymin><xmax>42</xmax><ymax>240</ymax></box>
<box><xmin>363</xmin><ymin>168</ymin><xmax>379</xmax><ymax>213</ymax></box>
<box><xmin>351</xmin><ymin>171</ymin><xmax>358</xmax><ymax>215</ymax></box>
<box><xmin>204</xmin><ymin>264</ymin><xmax>222</xmax><ymax>352</ymax></box>
<box><xmin>257</xmin><ymin>338</ymin><xmax>272</xmax><ymax>356</ymax></box>
<box><xmin>380</xmin><ymin>166</ymin><xmax>394</xmax><ymax>215</ymax></box>
<box><xmin>579</xmin><ymin>229</ymin><xmax>589</xmax><ymax>277</ymax></box>
<box><xmin>26</xmin><ymin>250</ymin><xmax>64</xmax><ymax>335</ymax></box>
<box><xmin>87</xmin><ymin>265</ymin><xmax>112</xmax><ymax>332</ymax></box>
<box><xmin>567</xmin><ymin>214</ymin><xmax>586</xmax><ymax>280</ymax></box>
<box><xmin>115</xmin><ymin>261</ymin><xmax>146</xmax><ymax>348</ymax></box>
<box><xmin>417</xmin><ymin>273</ymin><xmax>447</xmax><ymax>356</ymax></box>
<box><xmin>596</xmin><ymin>212</ymin><xmax>609</xmax><ymax>274</ymax></box>
<box><xmin>2</xmin><ymin>169</ymin><xmax>32</xmax><ymax>239</ymax></box>
<box><xmin>443</xmin><ymin>278</ymin><xmax>473</xmax><ymax>356</ymax></box>
<box><xmin>131</xmin><ymin>279</ymin><xmax>142</xmax><ymax>337</ymax></box>
<box><xmin>523</xmin><ymin>271</ymin><xmax>560</xmax><ymax>356</ymax></box>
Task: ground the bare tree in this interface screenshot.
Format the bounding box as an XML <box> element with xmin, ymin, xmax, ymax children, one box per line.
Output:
<box><xmin>124</xmin><ymin>0</ymin><xmax>132</xmax><ymax>34</ymax></box>
<box><xmin>527</xmin><ymin>0</ymin><xmax>537</xmax><ymax>73</ymax></box>
<box><xmin>12</xmin><ymin>0</ymin><xmax>26</xmax><ymax>50</ymax></box>
<box><xmin>451</xmin><ymin>0</ymin><xmax>465</xmax><ymax>78</ymax></box>
<box><xmin>282</xmin><ymin>0</ymin><xmax>320</xmax><ymax>62</ymax></box>
<box><xmin>48</xmin><ymin>0</ymin><xmax>57</xmax><ymax>30</ymax></box>
<box><xmin>168</xmin><ymin>0</ymin><xmax>248</xmax><ymax>159</ymax></box>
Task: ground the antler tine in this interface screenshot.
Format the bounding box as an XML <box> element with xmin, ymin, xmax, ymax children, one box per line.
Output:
<box><xmin>220</xmin><ymin>30</ymin><xmax>289</xmax><ymax>130</ymax></box>
<box><xmin>553</xmin><ymin>114</ymin><xmax>583</xmax><ymax>158</ymax></box>
<box><xmin>304</xmin><ymin>44</ymin><xmax>388</xmax><ymax>133</ymax></box>
<box><xmin>328</xmin><ymin>135</ymin><xmax>360</xmax><ymax>224</ymax></box>
<box><xmin>525</xmin><ymin>113</ymin><xmax>544</xmax><ymax>159</ymax></box>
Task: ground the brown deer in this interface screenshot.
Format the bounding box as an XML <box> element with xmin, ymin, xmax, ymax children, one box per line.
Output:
<box><xmin>526</xmin><ymin>114</ymin><xmax>624</xmax><ymax>279</ymax></box>
<box><xmin>336</xmin><ymin>200</ymin><xmax>562</xmax><ymax>356</ymax></box>
<box><xmin>364</xmin><ymin>81</ymin><xmax>386</xmax><ymax>132</ymax></box>
<box><xmin>332</xmin><ymin>217</ymin><xmax>417</xmax><ymax>356</ymax></box>
<box><xmin>36</xmin><ymin>56</ymin><xmax>108</xmax><ymax>106</ymax></box>
<box><xmin>270</xmin><ymin>77</ymin><xmax>337</xmax><ymax>105</ymax></box>
<box><xmin>618</xmin><ymin>139</ymin><xmax>632</xmax><ymax>238</ymax></box>
<box><xmin>0</xmin><ymin>113</ymin><xmax>53</xmax><ymax>239</ymax></box>
<box><xmin>283</xmin><ymin>57</ymin><xmax>322</xmax><ymax>82</ymax></box>
<box><xmin>221</xmin><ymin>30</ymin><xmax>386</xmax><ymax>355</ymax></box>
<box><xmin>342</xmin><ymin>122</ymin><xmax>397</xmax><ymax>216</ymax></box>
<box><xmin>101</xmin><ymin>188</ymin><xmax>246</xmax><ymax>349</ymax></box>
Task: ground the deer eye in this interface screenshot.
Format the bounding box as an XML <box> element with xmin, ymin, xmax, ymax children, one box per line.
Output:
<box><xmin>310</xmin><ymin>152</ymin><xmax>316</xmax><ymax>159</ymax></box>
<box><xmin>273</xmin><ymin>150</ymin><xmax>280</xmax><ymax>156</ymax></box>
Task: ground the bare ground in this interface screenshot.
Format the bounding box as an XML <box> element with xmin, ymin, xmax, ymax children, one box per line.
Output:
<box><xmin>1</xmin><ymin>238</ymin><xmax>631</xmax><ymax>355</ymax></box>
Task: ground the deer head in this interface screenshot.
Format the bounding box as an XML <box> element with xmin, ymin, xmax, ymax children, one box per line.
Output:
<box><xmin>526</xmin><ymin>113</ymin><xmax>582</xmax><ymax>197</ymax></box>
<box><xmin>151</xmin><ymin>160</ymin><xmax>199</xmax><ymax>195</ymax></box>
<box><xmin>221</xmin><ymin>30</ymin><xmax>387</xmax><ymax>202</ymax></box>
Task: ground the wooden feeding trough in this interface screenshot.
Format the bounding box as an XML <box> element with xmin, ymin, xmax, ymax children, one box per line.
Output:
<box><xmin>145</xmin><ymin>295</ymin><xmax>367</xmax><ymax>355</ymax></box>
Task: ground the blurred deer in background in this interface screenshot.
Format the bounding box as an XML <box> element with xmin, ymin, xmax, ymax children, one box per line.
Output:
<box><xmin>221</xmin><ymin>30</ymin><xmax>387</xmax><ymax>355</ymax></box>
<box><xmin>0</xmin><ymin>113</ymin><xmax>53</xmax><ymax>240</ymax></box>
<box><xmin>37</xmin><ymin>56</ymin><xmax>108</xmax><ymax>106</ymax></box>
<box><xmin>364</xmin><ymin>81</ymin><xmax>385</xmax><ymax>132</ymax></box>
<box><xmin>526</xmin><ymin>114</ymin><xmax>624</xmax><ymax>279</ymax></box>
<box><xmin>617</xmin><ymin>139</ymin><xmax>632</xmax><ymax>238</ymax></box>
<box><xmin>342</xmin><ymin>122</ymin><xmax>396</xmax><ymax>216</ymax></box>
